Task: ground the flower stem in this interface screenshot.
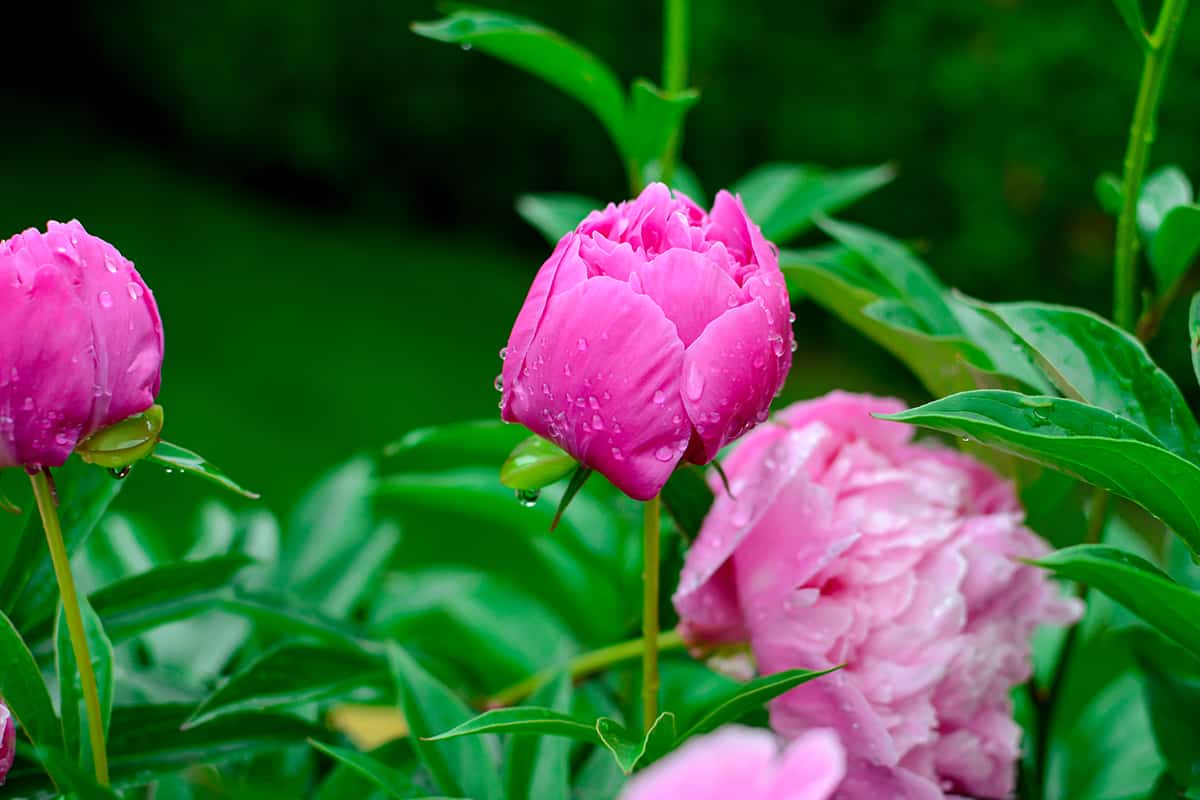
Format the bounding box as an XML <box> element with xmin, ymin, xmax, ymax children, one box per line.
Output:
<box><xmin>641</xmin><ymin>494</ymin><xmax>662</xmax><ymax>731</ymax></box>
<box><xmin>1113</xmin><ymin>0</ymin><xmax>1190</xmax><ymax>330</ymax></box>
<box><xmin>486</xmin><ymin>629</ymin><xmax>685</xmax><ymax>708</ymax></box>
<box><xmin>29</xmin><ymin>469</ymin><xmax>108</xmax><ymax>786</ymax></box>
<box><xmin>658</xmin><ymin>0</ymin><xmax>690</xmax><ymax>185</ymax></box>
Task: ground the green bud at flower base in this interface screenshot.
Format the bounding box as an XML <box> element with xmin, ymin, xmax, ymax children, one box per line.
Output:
<box><xmin>75</xmin><ymin>404</ymin><xmax>164</xmax><ymax>470</ymax></box>
<box><xmin>499</xmin><ymin>434</ymin><xmax>576</xmax><ymax>491</ymax></box>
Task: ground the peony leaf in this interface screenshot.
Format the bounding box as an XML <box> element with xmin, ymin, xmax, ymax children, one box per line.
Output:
<box><xmin>55</xmin><ymin>595</ymin><xmax>114</xmax><ymax>767</ymax></box>
<box><xmin>1095</xmin><ymin>171</ymin><xmax>1123</xmax><ymax>214</ymax></box>
<box><xmin>1149</xmin><ymin>205</ymin><xmax>1200</xmax><ymax>291</ymax></box>
<box><xmin>734</xmin><ymin>163</ymin><xmax>895</xmax><ymax>243</ymax></box>
<box><xmin>503</xmin><ymin>674</ymin><xmax>572</xmax><ymax>800</ymax></box>
<box><xmin>1191</xmin><ymin>293</ymin><xmax>1200</xmax><ymax>389</ymax></box>
<box><xmin>1112</xmin><ymin>0</ymin><xmax>1148</xmax><ymax>42</ymax></box>
<box><xmin>308</xmin><ymin>739</ymin><xmax>439</xmax><ymax>800</ymax></box>
<box><xmin>623</xmin><ymin>80</ymin><xmax>699</xmax><ymax>174</ymax></box>
<box><xmin>0</xmin><ymin>608</ymin><xmax>64</xmax><ymax>756</ymax></box>
<box><xmin>882</xmin><ymin>391</ymin><xmax>1200</xmax><ymax>555</ymax></box>
<box><xmin>147</xmin><ymin>440</ymin><xmax>260</xmax><ymax>499</ymax></box>
<box><xmin>678</xmin><ymin>667</ymin><xmax>840</xmax><ymax>743</ymax></box>
<box><xmin>426</xmin><ymin>706</ymin><xmax>600</xmax><ymax>744</ymax></box>
<box><xmin>515</xmin><ymin>194</ymin><xmax>601</xmax><ymax>244</ymax></box>
<box><xmin>1138</xmin><ymin>166</ymin><xmax>1193</xmax><ymax>242</ymax></box>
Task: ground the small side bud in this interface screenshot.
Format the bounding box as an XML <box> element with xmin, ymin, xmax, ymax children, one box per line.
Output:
<box><xmin>75</xmin><ymin>404</ymin><xmax>164</xmax><ymax>469</ymax></box>
<box><xmin>499</xmin><ymin>435</ymin><xmax>576</xmax><ymax>491</ymax></box>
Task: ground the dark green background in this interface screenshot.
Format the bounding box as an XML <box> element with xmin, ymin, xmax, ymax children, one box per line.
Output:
<box><xmin>3</xmin><ymin>0</ymin><xmax>1196</xmax><ymax>518</ymax></box>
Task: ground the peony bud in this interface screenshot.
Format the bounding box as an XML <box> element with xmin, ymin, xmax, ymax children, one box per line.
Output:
<box><xmin>621</xmin><ymin>726</ymin><xmax>844</xmax><ymax>800</ymax></box>
<box><xmin>0</xmin><ymin>221</ymin><xmax>164</xmax><ymax>471</ymax></box>
<box><xmin>0</xmin><ymin>702</ymin><xmax>13</xmax><ymax>785</ymax></box>
<box><xmin>500</xmin><ymin>183</ymin><xmax>793</xmax><ymax>500</ymax></box>
<box><xmin>673</xmin><ymin>392</ymin><xmax>1082</xmax><ymax>799</ymax></box>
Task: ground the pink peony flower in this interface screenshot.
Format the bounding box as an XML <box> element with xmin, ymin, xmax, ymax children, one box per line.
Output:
<box><xmin>0</xmin><ymin>702</ymin><xmax>13</xmax><ymax>785</ymax></box>
<box><xmin>621</xmin><ymin>726</ymin><xmax>844</xmax><ymax>800</ymax></box>
<box><xmin>673</xmin><ymin>391</ymin><xmax>1082</xmax><ymax>799</ymax></box>
<box><xmin>0</xmin><ymin>221</ymin><xmax>163</xmax><ymax>471</ymax></box>
<box><xmin>499</xmin><ymin>183</ymin><xmax>792</xmax><ymax>500</ymax></box>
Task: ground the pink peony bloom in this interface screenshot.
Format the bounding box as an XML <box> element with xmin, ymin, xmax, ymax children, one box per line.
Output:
<box><xmin>621</xmin><ymin>726</ymin><xmax>844</xmax><ymax>800</ymax></box>
<box><xmin>0</xmin><ymin>702</ymin><xmax>13</xmax><ymax>785</ymax></box>
<box><xmin>673</xmin><ymin>391</ymin><xmax>1082</xmax><ymax>799</ymax></box>
<box><xmin>0</xmin><ymin>221</ymin><xmax>163</xmax><ymax>471</ymax></box>
<box><xmin>499</xmin><ymin>183</ymin><xmax>792</xmax><ymax>500</ymax></box>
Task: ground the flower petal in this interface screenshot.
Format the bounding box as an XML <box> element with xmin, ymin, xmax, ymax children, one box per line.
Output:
<box><xmin>770</xmin><ymin>729</ymin><xmax>846</xmax><ymax>800</ymax></box>
<box><xmin>637</xmin><ymin>248</ymin><xmax>743</xmax><ymax>346</ymax></box>
<box><xmin>504</xmin><ymin>276</ymin><xmax>688</xmax><ymax>500</ymax></box>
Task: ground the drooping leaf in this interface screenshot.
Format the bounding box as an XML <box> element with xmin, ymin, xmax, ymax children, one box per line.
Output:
<box><xmin>147</xmin><ymin>440</ymin><xmax>260</xmax><ymax>499</ymax></box>
<box><xmin>411</xmin><ymin>9</ymin><xmax>627</xmax><ymax>153</ymax></box>
<box><xmin>733</xmin><ymin>163</ymin><xmax>895</xmax><ymax>243</ymax></box>
<box><xmin>0</xmin><ymin>609</ymin><xmax>64</xmax><ymax>754</ymax></box>
<box><xmin>504</xmin><ymin>673</ymin><xmax>572</xmax><ymax>800</ymax></box>
<box><xmin>515</xmin><ymin>193</ymin><xmax>600</xmax><ymax>244</ymax></box>
<box><xmin>978</xmin><ymin>301</ymin><xmax>1200</xmax><ymax>457</ymax></box>
<box><xmin>1149</xmin><ymin>205</ymin><xmax>1200</xmax><ymax>291</ymax></box>
<box><xmin>308</xmin><ymin>739</ymin><xmax>427</xmax><ymax>800</ymax></box>
<box><xmin>187</xmin><ymin>642</ymin><xmax>388</xmax><ymax>727</ymax></box>
<box><xmin>1138</xmin><ymin>166</ymin><xmax>1193</xmax><ymax>241</ymax></box>
<box><xmin>427</xmin><ymin>706</ymin><xmax>599</xmax><ymax>744</ymax></box>
<box><xmin>388</xmin><ymin>645</ymin><xmax>503</xmax><ymax>800</ymax></box>
<box><xmin>55</xmin><ymin>595</ymin><xmax>114</xmax><ymax>768</ymax></box>
<box><xmin>1095</xmin><ymin>171</ymin><xmax>1124</xmax><ymax>213</ymax></box>
<box><xmin>678</xmin><ymin>667</ymin><xmax>839</xmax><ymax>742</ymax></box>
<box><xmin>882</xmin><ymin>391</ymin><xmax>1200</xmax><ymax>554</ymax></box>
<box><xmin>623</xmin><ymin>80</ymin><xmax>699</xmax><ymax>175</ymax></box>
<box><xmin>1034</xmin><ymin>545</ymin><xmax>1200</xmax><ymax>658</ymax></box>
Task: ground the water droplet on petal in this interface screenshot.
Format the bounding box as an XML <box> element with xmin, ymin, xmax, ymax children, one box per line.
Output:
<box><xmin>98</xmin><ymin>290</ymin><xmax>113</xmax><ymax>309</ymax></box>
<box><xmin>685</xmin><ymin>363</ymin><xmax>705</xmax><ymax>401</ymax></box>
<box><xmin>653</xmin><ymin>390</ymin><xmax>666</xmax><ymax>405</ymax></box>
<box><xmin>655</xmin><ymin>446</ymin><xmax>674</xmax><ymax>462</ymax></box>
<box><xmin>611</xmin><ymin>447</ymin><xmax>625</xmax><ymax>461</ymax></box>
<box><xmin>788</xmin><ymin>311</ymin><xmax>797</xmax><ymax>324</ymax></box>
<box><xmin>498</xmin><ymin>346</ymin><xmax>508</xmax><ymax>360</ymax></box>
<box><xmin>127</xmin><ymin>282</ymin><xmax>143</xmax><ymax>301</ymax></box>
<box><xmin>493</xmin><ymin>374</ymin><xmax>504</xmax><ymax>391</ymax></box>
<box><xmin>790</xmin><ymin>338</ymin><xmax>799</xmax><ymax>353</ymax></box>
<box><xmin>577</xmin><ymin>337</ymin><xmax>588</xmax><ymax>351</ymax></box>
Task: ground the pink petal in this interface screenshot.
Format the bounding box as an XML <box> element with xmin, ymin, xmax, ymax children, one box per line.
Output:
<box><xmin>503</xmin><ymin>276</ymin><xmax>689</xmax><ymax>500</ymax></box>
<box><xmin>637</xmin><ymin>248</ymin><xmax>744</xmax><ymax>346</ymax></box>
<box><xmin>770</xmin><ymin>729</ymin><xmax>847</xmax><ymax>800</ymax></box>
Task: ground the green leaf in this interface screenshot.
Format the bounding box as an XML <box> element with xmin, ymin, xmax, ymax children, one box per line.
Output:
<box><xmin>427</xmin><ymin>706</ymin><xmax>599</xmax><ymax>743</ymax></box>
<box><xmin>34</xmin><ymin>747</ymin><xmax>120</xmax><ymax>799</ymax></box>
<box><xmin>978</xmin><ymin>301</ymin><xmax>1200</xmax><ymax>457</ymax></box>
<box><xmin>734</xmin><ymin>163</ymin><xmax>895</xmax><ymax>243</ymax></box>
<box><xmin>1112</xmin><ymin>0</ymin><xmax>1147</xmax><ymax>41</ymax></box>
<box><xmin>515</xmin><ymin>193</ymin><xmax>599</xmax><ymax>244</ymax></box>
<box><xmin>187</xmin><ymin>642</ymin><xmax>387</xmax><ymax>727</ymax></box>
<box><xmin>660</xmin><ymin>465</ymin><xmax>713</xmax><ymax>542</ymax></box>
<box><xmin>595</xmin><ymin>712</ymin><xmax>675</xmax><ymax>774</ymax></box>
<box><xmin>411</xmin><ymin>9</ymin><xmax>627</xmax><ymax>152</ymax></box>
<box><xmin>388</xmin><ymin>644</ymin><xmax>503</xmax><ymax>800</ymax></box>
<box><xmin>816</xmin><ymin>217</ymin><xmax>961</xmax><ymax>335</ymax></box>
<box><xmin>678</xmin><ymin>667</ymin><xmax>839</xmax><ymax>742</ymax></box>
<box><xmin>504</xmin><ymin>673</ymin><xmax>571</xmax><ymax>800</ymax></box>
<box><xmin>499</xmin><ymin>435</ymin><xmax>577</xmax><ymax>492</ymax></box>
<box><xmin>1191</xmin><ymin>293</ymin><xmax>1200</xmax><ymax>388</ymax></box>
<box><xmin>623</xmin><ymin>80</ymin><xmax>699</xmax><ymax>172</ymax></box>
<box><xmin>641</xmin><ymin>161</ymin><xmax>707</xmax><ymax>204</ymax></box>
<box><xmin>1139</xmin><ymin>166</ymin><xmax>1193</xmax><ymax>241</ymax></box>
<box><xmin>638</xmin><ymin>711</ymin><xmax>678</xmax><ymax>765</ymax></box>
<box><xmin>220</xmin><ymin>588</ymin><xmax>373</xmax><ymax>650</ymax></box>
<box><xmin>1149</xmin><ymin>205</ymin><xmax>1200</xmax><ymax>290</ymax></box>
<box><xmin>883</xmin><ymin>391</ymin><xmax>1200</xmax><ymax>554</ymax></box>
<box><xmin>1096</xmin><ymin>171</ymin><xmax>1124</xmax><ymax>214</ymax></box>
<box><xmin>1034</xmin><ymin>545</ymin><xmax>1200</xmax><ymax>658</ymax></box>
<box><xmin>1124</xmin><ymin>628</ymin><xmax>1200</xmax><ymax>787</ymax></box>
<box><xmin>4</xmin><ymin>459</ymin><xmax>124</xmax><ymax>628</ymax></box>
<box><xmin>383</xmin><ymin>419</ymin><xmax>528</xmax><ymax>468</ymax></box>
<box><xmin>56</xmin><ymin>595</ymin><xmax>114</xmax><ymax>768</ymax></box>
<box><xmin>85</xmin><ymin>555</ymin><xmax>253</xmax><ymax>645</ymax></box>
<box><xmin>308</xmin><ymin>739</ymin><xmax>430</xmax><ymax>800</ymax></box>
<box><xmin>0</xmin><ymin>608</ymin><xmax>64</xmax><ymax>754</ymax></box>
<box><xmin>550</xmin><ymin>465</ymin><xmax>593</xmax><ymax>531</ymax></box>
<box><xmin>147</xmin><ymin>440</ymin><xmax>260</xmax><ymax>498</ymax></box>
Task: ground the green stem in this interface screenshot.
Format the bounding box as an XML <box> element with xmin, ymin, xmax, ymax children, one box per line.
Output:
<box><xmin>486</xmin><ymin>629</ymin><xmax>685</xmax><ymax>708</ymax></box>
<box><xmin>1113</xmin><ymin>0</ymin><xmax>1190</xmax><ymax>330</ymax></box>
<box><xmin>29</xmin><ymin>470</ymin><xmax>108</xmax><ymax>786</ymax></box>
<box><xmin>641</xmin><ymin>494</ymin><xmax>662</xmax><ymax>731</ymax></box>
<box><xmin>658</xmin><ymin>0</ymin><xmax>690</xmax><ymax>185</ymax></box>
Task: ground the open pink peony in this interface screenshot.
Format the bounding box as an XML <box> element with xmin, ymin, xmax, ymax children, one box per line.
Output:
<box><xmin>621</xmin><ymin>726</ymin><xmax>844</xmax><ymax>800</ymax></box>
<box><xmin>0</xmin><ymin>220</ymin><xmax>164</xmax><ymax>471</ymax></box>
<box><xmin>673</xmin><ymin>391</ymin><xmax>1082</xmax><ymax>799</ymax></box>
<box><xmin>499</xmin><ymin>182</ymin><xmax>792</xmax><ymax>500</ymax></box>
<box><xmin>0</xmin><ymin>702</ymin><xmax>13</xmax><ymax>785</ymax></box>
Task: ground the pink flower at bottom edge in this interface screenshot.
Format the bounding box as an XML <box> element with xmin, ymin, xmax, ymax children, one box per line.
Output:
<box><xmin>621</xmin><ymin>726</ymin><xmax>844</xmax><ymax>800</ymax></box>
<box><xmin>0</xmin><ymin>703</ymin><xmax>14</xmax><ymax>785</ymax></box>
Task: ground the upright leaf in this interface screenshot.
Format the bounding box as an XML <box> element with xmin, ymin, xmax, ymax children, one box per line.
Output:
<box><xmin>678</xmin><ymin>667</ymin><xmax>839</xmax><ymax>742</ymax></box>
<box><xmin>882</xmin><ymin>391</ymin><xmax>1200</xmax><ymax>553</ymax></box>
<box><xmin>734</xmin><ymin>163</ymin><xmax>895</xmax><ymax>243</ymax></box>
<box><xmin>1139</xmin><ymin>166</ymin><xmax>1193</xmax><ymax>240</ymax></box>
<box><xmin>1095</xmin><ymin>171</ymin><xmax>1124</xmax><ymax>213</ymax></box>
<box><xmin>1149</xmin><ymin>205</ymin><xmax>1200</xmax><ymax>291</ymax></box>
<box><xmin>1034</xmin><ymin>545</ymin><xmax>1200</xmax><ymax>658</ymax></box>
<box><xmin>979</xmin><ymin>301</ymin><xmax>1200</xmax><ymax>456</ymax></box>
<box><xmin>412</xmin><ymin>10</ymin><xmax>627</xmax><ymax>151</ymax></box>
<box><xmin>623</xmin><ymin>80</ymin><xmax>699</xmax><ymax>172</ymax></box>
<box><xmin>504</xmin><ymin>675</ymin><xmax>572</xmax><ymax>800</ymax></box>
<box><xmin>515</xmin><ymin>193</ymin><xmax>600</xmax><ymax>244</ymax></box>
<box><xmin>0</xmin><ymin>609</ymin><xmax>63</xmax><ymax>754</ymax></box>
<box><xmin>1112</xmin><ymin>0</ymin><xmax>1147</xmax><ymax>41</ymax></box>
<box><xmin>1124</xmin><ymin>628</ymin><xmax>1200</xmax><ymax>787</ymax></box>
<box><xmin>34</xmin><ymin>747</ymin><xmax>120</xmax><ymax>799</ymax></box>
<box><xmin>56</xmin><ymin>596</ymin><xmax>114</xmax><ymax>768</ymax></box>
<box><xmin>388</xmin><ymin>645</ymin><xmax>503</xmax><ymax>800</ymax></box>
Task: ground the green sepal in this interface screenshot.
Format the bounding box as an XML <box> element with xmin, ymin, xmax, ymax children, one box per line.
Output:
<box><xmin>75</xmin><ymin>405</ymin><xmax>164</xmax><ymax>470</ymax></box>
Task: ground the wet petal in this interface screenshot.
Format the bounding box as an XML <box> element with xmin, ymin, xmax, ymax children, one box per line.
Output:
<box><xmin>638</xmin><ymin>248</ymin><xmax>743</xmax><ymax>346</ymax></box>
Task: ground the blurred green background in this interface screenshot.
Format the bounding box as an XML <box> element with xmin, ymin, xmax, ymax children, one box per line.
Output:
<box><xmin>4</xmin><ymin>0</ymin><xmax>1198</xmax><ymax>519</ymax></box>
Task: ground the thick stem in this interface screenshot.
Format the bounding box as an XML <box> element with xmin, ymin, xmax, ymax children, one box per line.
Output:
<box><xmin>641</xmin><ymin>494</ymin><xmax>662</xmax><ymax>731</ymax></box>
<box><xmin>29</xmin><ymin>470</ymin><xmax>108</xmax><ymax>786</ymax></box>
<box><xmin>658</xmin><ymin>0</ymin><xmax>690</xmax><ymax>185</ymax></box>
<box><xmin>486</xmin><ymin>629</ymin><xmax>686</xmax><ymax>708</ymax></box>
<box><xmin>1113</xmin><ymin>0</ymin><xmax>1190</xmax><ymax>330</ymax></box>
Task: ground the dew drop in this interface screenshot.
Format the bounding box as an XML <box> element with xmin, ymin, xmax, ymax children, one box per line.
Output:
<box><xmin>653</xmin><ymin>390</ymin><xmax>666</xmax><ymax>405</ymax></box>
<box><xmin>577</xmin><ymin>337</ymin><xmax>588</xmax><ymax>351</ymax></box>
<box><xmin>98</xmin><ymin>290</ymin><xmax>113</xmax><ymax>309</ymax></box>
<box><xmin>515</xmin><ymin>488</ymin><xmax>540</xmax><ymax>507</ymax></box>
<box><xmin>22</xmin><ymin>397</ymin><xmax>34</xmax><ymax>411</ymax></box>
<box><xmin>591</xmin><ymin>414</ymin><xmax>604</xmax><ymax>430</ymax></box>
<box><xmin>493</xmin><ymin>374</ymin><xmax>504</xmax><ymax>392</ymax></box>
<box><xmin>788</xmin><ymin>311</ymin><xmax>797</xmax><ymax>324</ymax></box>
<box><xmin>498</xmin><ymin>346</ymin><xmax>508</xmax><ymax>360</ymax></box>
<box><xmin>770</xmin><ymin>335</ymin><xmax>785</xmax><ymax>357</ymax></box>
<box><xmin>655</xmin><ymin>446</ymin><xmax>674</xmax><ymax>462</ymax></box>
<box><xmin>790</xmin><ymin>338</ymin><xmax>799</xmax><ymax>353</ymax></box>
<box><xmin>127</xmin><ymin>282</ymin><xmax>144</xmax><ymax>301</ymax></box>
<box><xmin>109</xmin><ymin>466</ymin><xmax>132</xmax><ymax>480</ymax></box>
<box><xmin>685</xmin><ymin>363</ymin><xmax>705</xmax><ymax>401</ymax></box>
<box><xmin>611</xmin><ymin>447</ymin><xmax>625</xmax><ymax>461</ymax></box>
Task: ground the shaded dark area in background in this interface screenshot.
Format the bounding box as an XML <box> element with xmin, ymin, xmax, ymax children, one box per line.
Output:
<box><xmin>1</xmin><ymin>0</ymin><xmax>1196</xmax><ymax>520</ymax></box>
